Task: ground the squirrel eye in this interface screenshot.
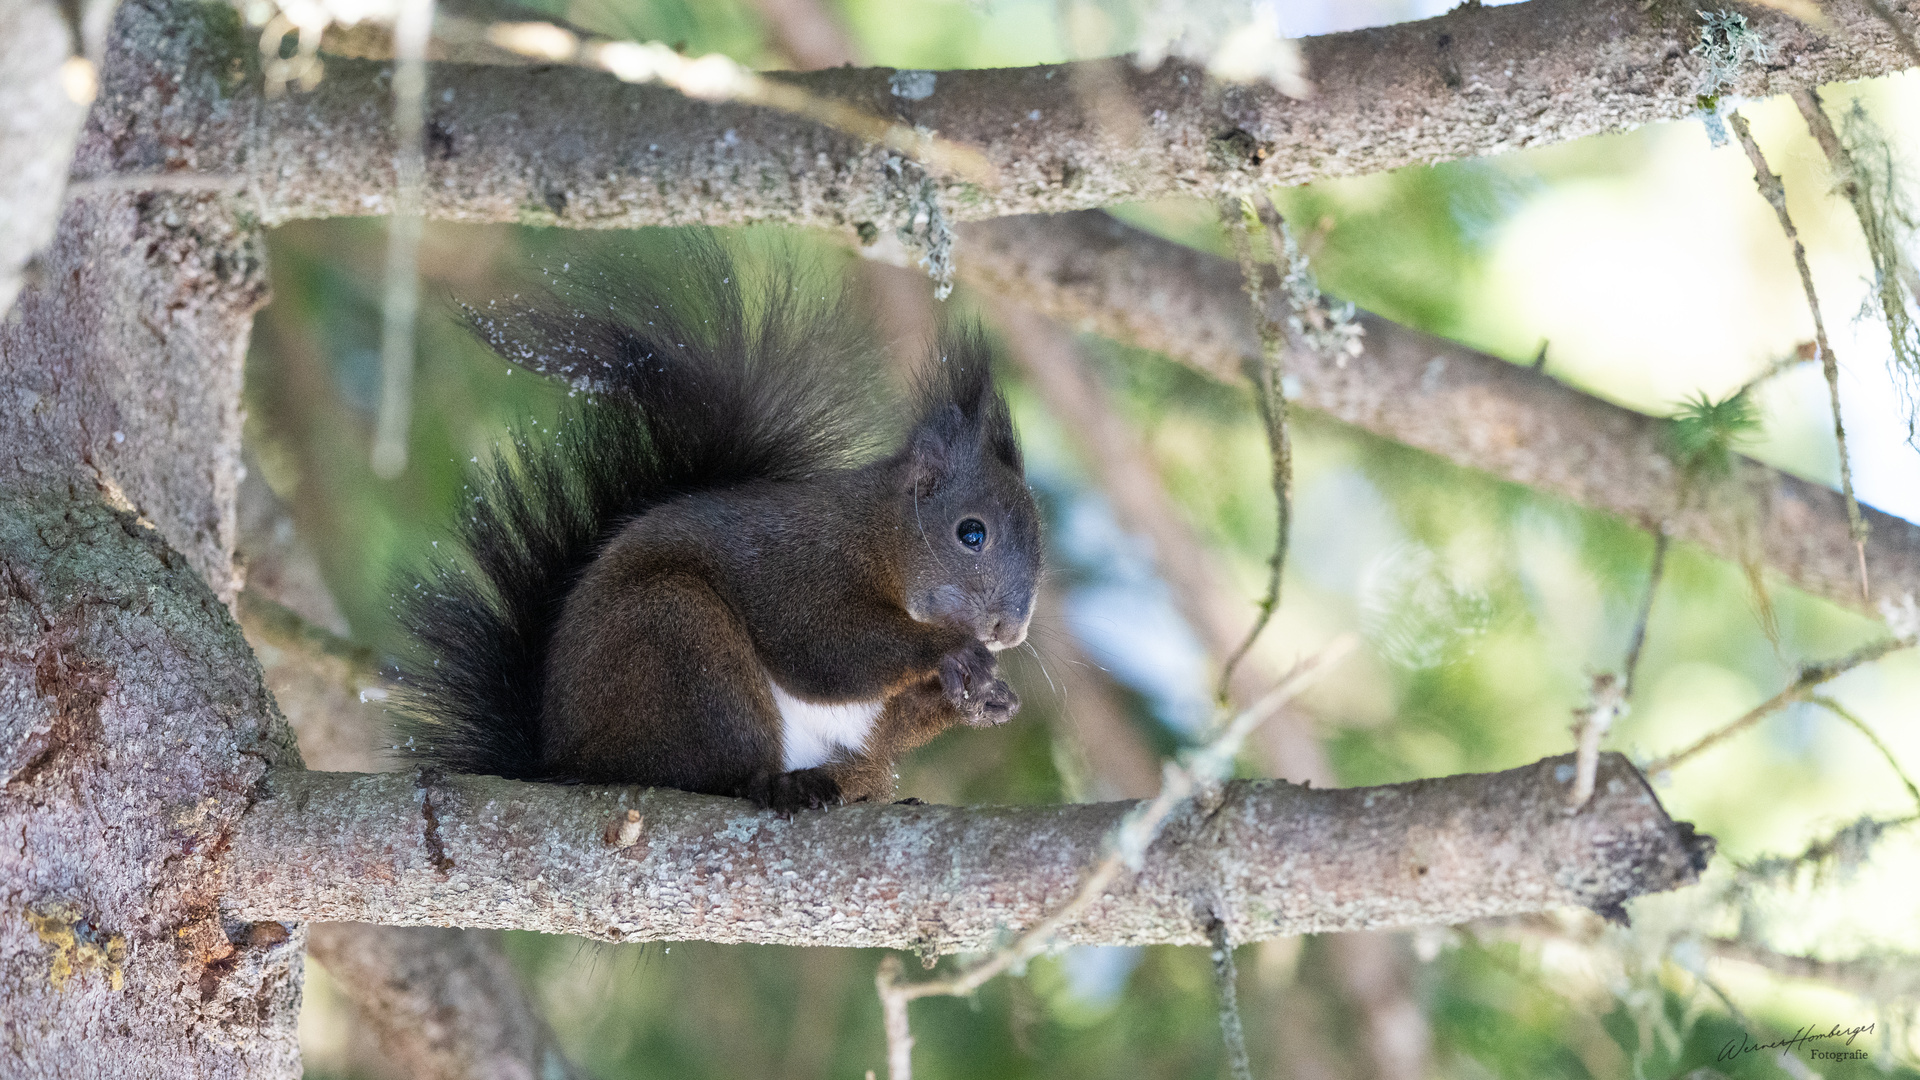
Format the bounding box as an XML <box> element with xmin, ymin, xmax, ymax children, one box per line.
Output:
<box><xmin>956</xmin><ymin>518</ymin><xmax>987</xmax><ymax>551</ymax></box>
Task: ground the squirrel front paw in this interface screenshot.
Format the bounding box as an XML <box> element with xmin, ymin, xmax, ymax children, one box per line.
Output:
<box><xmin>938</xmin><ymin>643</ymin><xmax>1020</xmax><ymax>728</ymax></box>
<box><xmin>741</xmin><ymin>767</ymin><xmax>842</xmax><ymax>814</ymax></box>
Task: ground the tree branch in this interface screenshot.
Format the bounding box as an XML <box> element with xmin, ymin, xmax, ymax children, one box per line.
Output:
<box><xmin>220</xmin><ymin>753</ymin><xmax>1711</xmax><ymax>947</ymax></box>
<box><xmin>80</xmin><ymin>0</ymin><xmax>1920</xmax><ymax>621</ymax></box>
<box><xmin>875</xmin><ymin>643</ymin><xmax>1344</xmax><ymax>1080</ymax></box>
<box><xmin>1214</xmin><ymin>193</ymin><xmax>1298</xmax><ymax>705</ymax></box>
<box><xmin>81</xmin><ymin>0</ymin><xmax>1920</xmax><ymax>231</ymax></box>
<box><xmin>1644</xmin><ymin>634</ymin><xmax>1915</xmax><ymax>775</ymax></box>
<box><xmin>0</xmin><ymin>185</ymin><xmax>296</xmax><ymax>1075</ymax></box>
<box><xmin>959</xmin><ymin>211</ymin><xmax>1920</xmax><ymax>618</ymax></box>
<box><xmin>1728</xmin><ymin>108</ymin><xmax>1870</xmax><ymax>598</ymax></box>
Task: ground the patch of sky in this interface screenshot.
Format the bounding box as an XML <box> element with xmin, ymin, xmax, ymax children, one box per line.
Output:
<box><xmin>1290</xmin><ymin>465</ymin><xmax>1403</xmax><ymax>595</ymax></box>
<box><xmin>1834</xmin><ymin>312</ymin><xmax>1920</xmax><ymax>524</ymax></box>
<box><xmin>333</xmin><ymin>345</ymin><xmax>382</xmax><ymax>413</ymax></box>
<box><xmin>1268</xmin><ymin>0</ymin><xmax>1526</xmax><ymax>38</ymax></box>
<box><xmin>1054</xmin><ymin>945</ymin><xmax>1142</xmax><ymax>1017</ymax></box>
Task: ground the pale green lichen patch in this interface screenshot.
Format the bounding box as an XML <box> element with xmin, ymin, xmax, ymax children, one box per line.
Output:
<box><xmin>886</xmin><ymin>157</ymin><xmax>956</xmax><ymax>299</ymax></box>
<box><xmin>1836</xmin><ymin>102</ymin><xmax>1920</xmax><ymax>448</ymax></box>
<box><xmin>1690</xmin><ymin>10</ymin><xmax>1772</xmax><ymax>146</ymax></box>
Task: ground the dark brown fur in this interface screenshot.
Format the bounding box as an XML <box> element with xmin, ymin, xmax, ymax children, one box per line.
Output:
<box><xmin>394</xmin><ymin>244</ymin><xmax>1040</xmax><ymax>810</ymax></box>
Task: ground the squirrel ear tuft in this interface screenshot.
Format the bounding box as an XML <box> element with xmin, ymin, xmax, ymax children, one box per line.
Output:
<box><xmin>985</xmin><ymin>399</ymin><xmax>1021</xmax><ymax>471</ymax></box>
<box><xmin>909</xmin><ymin>405</ymin><xmax>963</xmax><ymax>495</ymax></box>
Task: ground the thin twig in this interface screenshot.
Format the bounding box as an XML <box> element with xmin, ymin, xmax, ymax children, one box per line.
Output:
<box><xmin>1478</xmin><ymin>916</ymin><xmax>1920</xmax><ymax>998</ymax></box>
<box><xmin>1692</xmin><ymin>973</ymin><xmax>1820</xmax><ymax>1080</ymax></box>
<box><xmin>1569</xmin><ymin>496</ymin><xmax>1671</xmax><ymax>809</ymax></box>
<box><xmin>1567</xmin><ymin>673</ymin><xmax>1625</xmax><ymax>810</ymax></box>
<box><xmin>874</xmin><ymin>637</ymin><xmax>1354</xmax><ymax>1080</ymax></box>
<box><xmin>1644</xmin><ymin>635</ymin><xmax>1915</xmax><ymax>775</ymax></box>
<box><xmin>1727</xmin><ymin>109</ymin><xmax>1870</xmax><ymax>600</ymax></box>
<box><xmin>370</xmin><ymin>0</ymin><xmax>433</xmax><ymax>480</ymax></box>
<box><xmin>1622</xmin><ymin>529</ymin><xmax>1669</xmax><ymax>701</ymax></box>
<box><xmin>1735</xmin><ymin>813</ymin><xmax>1916</xmax><ymax>890</ymax></box>
<box><xmin>1807</xmin><ymin>695</ymin><xmax>1920</xmax><ymax>812</ymax></box>
<box><xmin>1791</xmin><ymin>87</ymin><xmax>1870</xmax><ymax>218</ymax></box>
<box><xmin>1706</xmin><ymin>936</ymin><xmax>1920</xmax><ymax>996</ymax></box>
<box><xmin>1732</xmin><ymin>346</ymin><xmax>1817</xmax><ymax>401</ymax></box>
<box><xmin>876</xmin><ymin>957</ymin><xmax>915</xmax><ymax>1080</ymax></box>
<box><xmin>1207</xmin><ymin>919</ymin><xmax>1253</xmax><ymax>1080</ymax></box>
<box><xmin>1213</xmin><ymin>194</ymin><xmax>1295</xmax><ymax>706</ymax></box>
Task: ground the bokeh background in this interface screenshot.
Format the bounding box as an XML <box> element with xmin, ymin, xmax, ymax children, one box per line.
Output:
<box><xmin>258</xmin><ymin>0</ymin><xmax>1920</xmax><ymax>1076</ymax></box>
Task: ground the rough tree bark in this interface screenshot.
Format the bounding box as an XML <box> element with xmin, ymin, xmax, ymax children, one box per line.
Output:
<box><xmin>0</xmin><ymin>184</ymin><xmax>300</xmax><ymax>1075</ymax></box>
<box><xmin>221</xmin><ymin>755</ymin><xmax>1711</xmax><ymax>948</ymax></box>
<box><xmin>83</xmin><ymin>0</ymin><xmax>1920</xmax><ymax>230</ymax></box>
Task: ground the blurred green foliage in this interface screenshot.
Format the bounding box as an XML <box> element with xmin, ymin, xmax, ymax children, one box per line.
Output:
<box><xmin>1670</xmin><ymin>390</ymin><xmax>1764</xmax><ymax>482</ymax></box>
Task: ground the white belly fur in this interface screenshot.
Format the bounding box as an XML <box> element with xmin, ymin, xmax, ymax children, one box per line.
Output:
<box><xmin>771</xmin><ymin>680</ymin><xmax>881</xmax><ymax>771</ymax></box>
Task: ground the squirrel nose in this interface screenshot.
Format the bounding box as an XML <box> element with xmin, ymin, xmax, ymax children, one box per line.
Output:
<box><xmin>983</xmin><ymin>613</ymin><xmax>1028</xmax><ymax>652</ymax></box>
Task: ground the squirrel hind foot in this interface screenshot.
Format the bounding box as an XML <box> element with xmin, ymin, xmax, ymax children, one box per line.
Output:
<box><xmin>740</xmin><ymin>766</ymin><xmax>843</xmax><ymax>814</ymax></box>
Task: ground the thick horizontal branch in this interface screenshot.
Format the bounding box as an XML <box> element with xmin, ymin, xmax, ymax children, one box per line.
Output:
<box><xmin>84</xmin><ymin>0</ymin><xmax>1920</xmax><ymax>231</ymax></box>
<box><xmin>222</xmin><ymin>753</ymin><xmax>1710</xmax><ymax>949</ymax></box>
<box><xmin>959</xmin><ymin>211</ymin><xmax>1920</xmax><ymax>615</ymax></box>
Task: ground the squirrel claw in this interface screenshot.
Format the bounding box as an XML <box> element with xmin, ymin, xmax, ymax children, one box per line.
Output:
<box><xmin>973</xmin><ymin>678</ymin><xmax>1018</xmax><ymax>728</ymax></box>
<box><xmin>939</xmin><ymin>643</ymin><xmax>1019</xmax><ymax>727</ymax></box>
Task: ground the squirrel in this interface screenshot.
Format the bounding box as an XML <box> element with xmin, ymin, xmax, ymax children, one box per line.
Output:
<box><xmin>392</xmin><ymin>242</ymin><xmax>1042</xmax><ymax>812</ymax></box>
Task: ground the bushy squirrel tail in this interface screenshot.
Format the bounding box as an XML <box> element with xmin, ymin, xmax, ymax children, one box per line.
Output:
<box><xmin>392</xmin><ymin>241</ymin><xmax>879</xmax><ymax>779</ymax></box>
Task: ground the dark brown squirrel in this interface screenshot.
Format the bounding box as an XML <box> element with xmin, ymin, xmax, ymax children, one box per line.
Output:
<box><xmin>393</xmin><ymin>243</ymin><xmax>1042</xmax><ymax>812</ymax></box>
